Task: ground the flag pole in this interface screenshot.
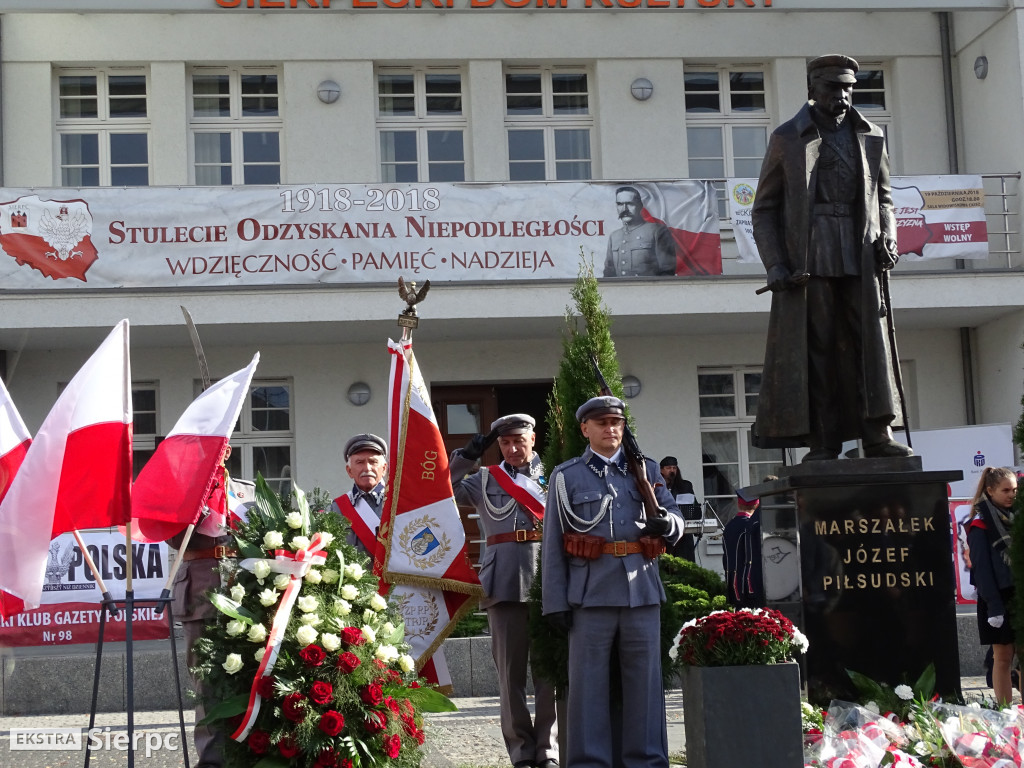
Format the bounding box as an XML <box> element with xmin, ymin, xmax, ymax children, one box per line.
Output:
<box><xmin>125</xmin><ymin>519</ymin><xmax>136</xmax><ymax>768</ymax></box>
<box><xmin>72</xmin><ymin>530</ymin><xmax>118</xmax><ymax>618</ymax></box>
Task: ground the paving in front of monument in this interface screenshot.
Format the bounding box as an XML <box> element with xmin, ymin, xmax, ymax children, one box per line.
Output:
<box><xmin>0</xmin><ymin>677</ymin><xmax>993</xmax><ymax>767</ymax></box>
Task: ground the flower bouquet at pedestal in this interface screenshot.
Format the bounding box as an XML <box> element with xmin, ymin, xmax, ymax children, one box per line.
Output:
<box><xmin>671</xmin><ymin>608</ymin><xmax>809</xmax><ymax>768</ymax></box>
<box><xmin>669</xmin><ymin>607</ymin><xmax>809</xmax><ymax>667</ymax></box>
<box><xmin>930</xmin><ymin>702</ymin><xmax>1024</xmax><ymax>767</ymax></box>
<box><xmin>191</xmin><ymin>477</ymin><xmax>454</xmax><ymax>768</ymax></box>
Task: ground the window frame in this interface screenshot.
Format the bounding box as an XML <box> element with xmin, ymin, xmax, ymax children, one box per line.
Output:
<box><xmin>684</xmin><ymin>65</ymin><xmax>771</xmax><ymax>218</ymax></box>
<box><xmin>55</xmin><ymin>67</ymin><xmax>151</xmax><ymax>187</ymax></box>
<box><xmin>376</xmin><ymin>66</ymin><xmax>468</xmax><ymax>183</ymax></box>
<box><xmin>851</xmin><ymin>63</ymin><xmax>894</xmax><ymax>167</ymax></box>
<box><xmin>193</xmin><ymin>376</ymin><xmax>295</xmax><ymax>496</ymax></box>
<box><xmin>131</xmin><ymin>382</ymin><xmax>159</xmax><ymax>479</ymax></box>
<box><xmin>698</xmin><ymin>366</ymin><xmax>784</xmax><ymax>521</ymax></box>
<box><xmin>503</xmin><ymin>65</ymin><xmax>594</xmax><ymax>182</ymax></box>
<box><xmin>188</xmin><ymin>66</ymin><xmax>283</xmax><ymax>186</ymax></box>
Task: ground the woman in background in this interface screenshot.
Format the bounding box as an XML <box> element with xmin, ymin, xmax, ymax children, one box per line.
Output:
<box><xmin>967</xmin><ymin>466</ymin><xmax>1019</xmax><ymax>705</ymax></box>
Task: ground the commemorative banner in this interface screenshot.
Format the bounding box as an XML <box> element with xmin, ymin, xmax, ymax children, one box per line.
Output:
<box><xmin>726</xmin><ymin>174</ymin><xmax>989</xmax><ymax>264</ymax></box>
<box><xmin>0</xmin><ymin>530</ymin><xmax>171</xmax><ymax>646</ymax></box>
<box><xmin>0</xmin><ymin>181</ymin><xmax>721</xmax><ymax>290</ymax></box>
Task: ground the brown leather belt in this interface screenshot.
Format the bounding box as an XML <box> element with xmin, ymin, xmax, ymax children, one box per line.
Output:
<box><xmin>182</xmin><ymin>546</ymin><xmax>238</xmax><ymax>561</ymax></box>
<box><xmin>487</xmin><ymin>530</ymin><xmax>541</xmax><ymax>545</ymax></box>
<box><xmin>601</xmin><ymin>540</ymin><xmax>644</xmax><ymax>557</ymax></box>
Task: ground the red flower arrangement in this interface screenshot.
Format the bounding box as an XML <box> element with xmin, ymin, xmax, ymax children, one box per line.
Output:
<box><xmin>247</xmin><ymin>729</ymin><xmax>271</xmax><ymax>754</ymax></box>
<box><xmin>283</xmin><ymin>692</ymin><xmax>307</xmax><ymax>723</ymax></box>
<box><xmin>192</xmin><ymin>479</ymin><xmax>455</xmax><ymax>768</ymax></box>
<box><xmin>300</xmin><ymin>644</ymin><xmax>327</xmax><ymax>667</ymax></box>
<box><xmin>318</xmin><ymin>711</ymin><xmax>346</xmax><ymax>737</ymax></box>
<box><xmin>309</xmin><ymin>681</ymin><xmax>334</xmax><ymax>705</ymax></box>
<box><xmin>336</xmin><ymin>652</ymin><xmax>361</xmax><ymax>674</ymax></box>
<box><xmin>670</xmin><ymin>608</ymin><xmax>809</xmax><ymax>667</ymax></box>
<box><xmin>256</xmin><ymin>675</ymin><xmax>276</xmax><ymax>699</ymax></box>
<box><xmin>361</xmin><ymin>683</ymin><xmax>385</xmax><ymax>707</ymax></box>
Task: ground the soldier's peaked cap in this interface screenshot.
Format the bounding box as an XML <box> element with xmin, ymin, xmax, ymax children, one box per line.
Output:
<box><xmin>490</xmin><ymin>413</ymin><xmax>536</xmax><ymax>435</ymax></box>
<box><xmin>807</xmin><ymin>54</ymin><xmax>859</xmax><ymax>84</ymax></box>
<box><xmin>344</xmin><ymin>433</ymin><xmax>387</xmax><ymax>461</ymax></box>
<box><xmin>575</xmin><ymin>395</ymin><xmax>626</xmax><ymax>423</ymax></box>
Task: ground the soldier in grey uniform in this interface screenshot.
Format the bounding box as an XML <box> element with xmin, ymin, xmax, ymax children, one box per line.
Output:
<box><xmin>604</xmin><ymin>185</ymin><xmax>677</xmax><ymax>277</ymax></box>
<box><xmin>169</xmin><ymin>444</ymin><xmax>255</xmax><ymax>768</ymax></box>
<box><xmin>541</xmin><ymin>396</ymin><xmax>683</xmax><ymax>768</ymax></box>
<box><xmin>329</xmin><ymin>433</ymin><xmax>388</xmax><ymax>558</ymax></box>
<box><xmin>451</xmin><ymin>414</ymin><xmax>558</xmax><ymax>768</ymax></box>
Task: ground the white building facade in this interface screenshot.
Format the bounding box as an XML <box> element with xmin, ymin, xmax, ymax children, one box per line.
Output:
<box><xmin>0</xmin><ymin>0</ymin><xmax>1022</xmax><ymax>524</ymax></box>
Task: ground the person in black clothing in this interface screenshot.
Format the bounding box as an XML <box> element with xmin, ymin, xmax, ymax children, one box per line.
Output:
<box><xmin>659</xmin><ymin>456</ymin><xmax>700</xmax><ymax>561</ymax></box>
<box><xmin>722</xmin><ymin>489</ymin><xmax>765</xmax><ymax>609</ymax></box>
<box><xmin>966</xmin><ymin>466</ymin><xmax>1019</xmax><ymax>705</ymax></box>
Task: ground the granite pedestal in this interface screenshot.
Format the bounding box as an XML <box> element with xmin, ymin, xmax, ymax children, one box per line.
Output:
<box><xmin>746</xmin><ymin>457</ymin><xmax>963</xmax><ymax>705</ymax></box>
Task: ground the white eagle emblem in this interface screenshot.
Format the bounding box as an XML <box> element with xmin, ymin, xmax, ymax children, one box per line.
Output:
<box><xmin>38</xmin><ymin>205</ymin><xmax>89</xmax><ymax>261</ymax></box>
<box><xmin>45</xmin><ymin>541</ymin><xmax>75</xmax><ymax>585</ymax></box>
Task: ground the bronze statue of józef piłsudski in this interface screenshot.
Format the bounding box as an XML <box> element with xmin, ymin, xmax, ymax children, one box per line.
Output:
<box><xmin>751</xmin><ymin>54</ymin><xmax>912</xmax><ymax>462</ymax></box>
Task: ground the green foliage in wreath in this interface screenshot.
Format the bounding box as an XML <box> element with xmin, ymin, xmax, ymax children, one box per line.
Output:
<box><xmin>192</xmin><ymin>476</ymin><xmax>454</xmax><ymax>768</ymax></box>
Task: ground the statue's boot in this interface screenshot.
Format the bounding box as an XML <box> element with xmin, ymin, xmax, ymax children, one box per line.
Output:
<box><xmin>861</xmin><ymin>419</ymin><xmax>913</xmax><ymax>458</ymax></box>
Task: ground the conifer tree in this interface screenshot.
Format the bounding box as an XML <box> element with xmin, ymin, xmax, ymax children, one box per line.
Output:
<box><xmin>542</xmin><ymin>253</ymin><xmax>626</xmax><ymax>473</ymax></box>
<box><xmin>531</xmin><ymin>254</ymin><xmax>726</xmax><ymax>696</ymax></box>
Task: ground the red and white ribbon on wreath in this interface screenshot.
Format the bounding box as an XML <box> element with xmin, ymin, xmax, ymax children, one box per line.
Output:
<box><xmin>231</xmin><ymin>532</ymin><xmax>330</xmax><ymax>742</ymax></box>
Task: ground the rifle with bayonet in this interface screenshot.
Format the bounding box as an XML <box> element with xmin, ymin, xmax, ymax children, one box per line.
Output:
<box><xmin>587</xmin><ymin>353</ymin><xmax>664</xmax><ymax>522</ymax></box>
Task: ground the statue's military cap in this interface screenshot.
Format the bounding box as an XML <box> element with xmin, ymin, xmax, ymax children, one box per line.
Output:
<box><xmin>807</xmin><ymin>54</ymin><xmax>859</xmax><ymax>84</ymax></box>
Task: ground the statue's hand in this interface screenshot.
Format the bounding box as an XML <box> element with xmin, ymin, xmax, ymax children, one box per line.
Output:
<box><xmin>876</xmin><ymin>236</ymin><xmax>899</xmax><ymax>271</ymax></box>
<box><xmin>766</xmin><ymin>264</ymin><xmax>792</xmax><ymax>292</ymax></box>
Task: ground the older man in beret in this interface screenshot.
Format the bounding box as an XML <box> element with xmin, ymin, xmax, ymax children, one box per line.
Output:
<box><xmin>752</xmin><ymin>54</ymin><xmax>912</xmax><ymax>462</ymax></box>
<box><xmin>541</xmin><ymin>396</ymin><xmax>683</xmax><ymax>768</ymax></box>
<box><xmin>330</xmin><ymin>433</ymin><xmax>388</xmax><ymax>558</ymax></box>
<box><xmin>451</xmin><ymin>413</ymin><xmax>558</xmax><ymax>768</ymax></box>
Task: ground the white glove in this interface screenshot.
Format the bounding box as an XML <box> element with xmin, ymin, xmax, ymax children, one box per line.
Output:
<box><xmin>988</xmin><ymin>615</ymin><xmax>1005</xmax><ymax>628</ymax></box>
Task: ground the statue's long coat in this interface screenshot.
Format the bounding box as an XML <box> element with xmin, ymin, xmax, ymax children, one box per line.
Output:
<box><xmin>751</xmin><ymin>103</ymin><xmax>901</xmax><ymax>446</ymax></box>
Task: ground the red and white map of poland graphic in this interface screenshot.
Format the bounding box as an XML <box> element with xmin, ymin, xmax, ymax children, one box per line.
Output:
<box><xmin>0</xmin><ymin>195</ymin><xmax>98</xmax><ymax>281</ymax></box>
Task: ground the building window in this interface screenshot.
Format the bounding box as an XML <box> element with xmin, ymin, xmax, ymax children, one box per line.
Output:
<box><xmin>190</xmin><ymin>67</ymin><xmax>281</xmax><ymax>185</ymax></box>
<box><xmin>377</xmin><ymin>67</ymin><xmax>465</xmax><ymax>182</ymax></box>
<box><xmin>698</xmin><ymin>368</ymin><xmax>784</xmax><ymax>521</ymax></box>
<box><xmin>132</xmin><ymin>383</ymin><xmax>159</xmax><ymax>479</ymax></box>
<box><xmin>685</xmin><ymin>67</ymin><xmax>769</xmax><ymax>217</ymax></box>
<box><xmin>505</xmin><ymin>67</ymin><xmax>592</xmax><ymax>181</ymax></box>
<box><xmin>852</xmin><ymin>65</ymin><xmax>892</xmax><ymax>159</ymax></box>
<box><xmin>57</xmin><ymin>69</ymin><xmax>149</xmax><ymax>187</ymax></box>
<box><xmin>222</xmin><ymin>379</ymin><xmax>294</xmax><ymax>496</ymax></box>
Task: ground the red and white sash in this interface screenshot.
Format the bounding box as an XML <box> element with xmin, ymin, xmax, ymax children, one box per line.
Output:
<box><xmin>485</xmin><ymin>464</ymin><xmax>545</xmax><ymax>521</ymax></box>
<box><xmin>334</xmin><ymin>492</ymin><xmax>379</xmax><ymax>555</ymax></box>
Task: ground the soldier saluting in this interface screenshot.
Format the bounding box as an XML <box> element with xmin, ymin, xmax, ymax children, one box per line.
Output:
<box><xmin>450</xmin><ymin>413</ymin><xmax>558</xmax><ymax>768</ymax></box>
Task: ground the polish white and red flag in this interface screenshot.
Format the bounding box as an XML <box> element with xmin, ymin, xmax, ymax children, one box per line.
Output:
<box><xmin>131</xmin><ymin>354</ymin><xmax>260</xmax><ymax>543</ymax></box>
<box><xmin>0</xmin><ymin>320</ymin><xmax>132</xmax><ymax>617</ymax></box>
<box><xmin>379</xmin><ymin>337</ymin><xmax>483</xmax><ymax>685</ymax></box>
<box><xmin>0</xmin><ymin>376</ymin><xmax>31</xmax><ymax>504</ymax></box>
<box><xmin>0</xmin><ymin>377</ymin><xmax>32</xmax><ymax>618</ymax></box>
<box><xmin>635</xmin><ymin>180</ymin><xmax>723</xmax><ymax>276</ymax></box>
